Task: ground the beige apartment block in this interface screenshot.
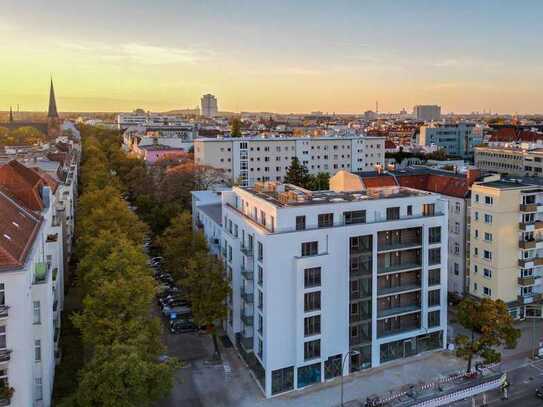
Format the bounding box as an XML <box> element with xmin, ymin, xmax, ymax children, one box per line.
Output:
<box><xmin>470</xmin><ymin>179</ymin><xmax>543</xmax><ymax>319</ymax></box>
<box><xmin>475</xmin><ymin>145</ymin><xmax>543</xmax><ymax>177</ymax></box>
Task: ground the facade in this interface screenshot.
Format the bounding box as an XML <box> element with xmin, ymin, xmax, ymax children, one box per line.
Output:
<box><xmin>0</xmin><ymin>158</ymin><xmax>78</xmax><ymax>406</ymax></box>
<box><xmin>200</xmin><ymin>94</ymin><xmax>218</xmax><ymax>118</ymax></box>
<box><xmin>414</xmin><ymin>105</ymin><xmax>441</xmax><ymax>122</ymax></box>
<box><xmin>419</xmin><ymin>123</ymin><xmax>481</xmax><ymax>158</ymax></box>
<box><xmin>116</xmin><ymin>113</ymin><xmax>192</xmax><ymax>130</ymax></box>
<box><xmin>192</xmin><ymin>191</ymin><xmax>224</xmax><ymax>257</ymax></box>
<box><xmin>469</xmin><ymin>178</ymin><xmax>543</xmax><ymax>319</ymax></box>
<box><xmin>219</xmin><ymin>178</ymin><xmax>448</xmax><ymax>397</ymax></box>
<box><xmin>475</xmin><ymin>145</ymin><xmax>543</xmax><ymax>177</ymax></box>
<box><xmin>194</xmin><ymin>135</ymin><xmax>385</xmax><ymax>186</ymax></box>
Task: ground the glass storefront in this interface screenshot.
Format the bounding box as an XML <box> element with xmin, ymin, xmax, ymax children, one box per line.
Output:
<box><xmin>271</xmin><ymin>366</ymin><xmax>294</xmax><ymax>395</ymax></box>
<box><xmin>380</xmin><ymin>331</ymin><xmax>443</xmax><ymax>363</ymax></box>
<box><xmin>297</xmin><ymin>362</ymin><xmax>321</xmax><ymax>388</ymax></box>
<box><xmin>324</xmin><ymin>354</ymin><xmax>342</xmax><ymax>380</ymax></box>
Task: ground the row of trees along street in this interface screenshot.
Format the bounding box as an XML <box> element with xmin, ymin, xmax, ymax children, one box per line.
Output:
<box><xmin>54</xmin><ymin>126</ymin><xmax>177</xmax><ymax>406</ymax></box>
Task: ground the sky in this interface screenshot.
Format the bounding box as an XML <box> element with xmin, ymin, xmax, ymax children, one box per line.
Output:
<box><xmin>1</xmin><ymin>0</ymin><xmax>543</xmax><ymax>114</ymax></box>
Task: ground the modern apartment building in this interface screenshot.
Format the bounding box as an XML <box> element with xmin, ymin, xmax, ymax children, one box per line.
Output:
<box><xmin>219</xmin><ymin>174</ymin><xmax>448</xmax><ymax>397</ymax></box>
<box><xmin>475</xmin><ymin>146</ymin><xmax>543</xmax><ymax>177</ymax></box>
<box><xmin>419</xmin><ymin>123</ymin><xmax>481</xmax><ymax>158</ymax></box>
<box><xmin>193</xmin><ymin>135</ymin><xmax>385</xmax><ymax>186</ymax></box>
<box><xmin>116</xmin><ymin>113</ymin><xmax>192</xmax><ymax>130</ymax></box>
<box><xmin>414</xmin><ymin>105</ymin><xmax>441</xmax><ymax>122</ymax></box>
<box><xmin>0</xmin><ymin>158</ymin><xmax>78</xmax><ymax>407</ymax></box>
<box><xmin>469</xmin><ymin>177</ymin><xmax>543</xmax><ymax>319</ymax></box>
<box><xmin>200</xmin><ymin>94</ymin><xmax>218</xmax><ymax>118</ymax></box>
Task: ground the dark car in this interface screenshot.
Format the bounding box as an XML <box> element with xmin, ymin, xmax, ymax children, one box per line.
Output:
<box><xmin>536</xmin><ymin>385</ymin><xmax>543</xmax><ymax>399</ymax></box>
<box><xmin>170</xmin><ymin>320</ymin><xmax>198</xmax><ymax>334</ymax></box>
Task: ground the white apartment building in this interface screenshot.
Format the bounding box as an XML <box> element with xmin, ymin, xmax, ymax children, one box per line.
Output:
<box><xmin>117</xmin><ymin>113</ymin><xmax>192</xmax><ymax>130</ymax></box>
<box><xmin>218</xmin><ymin>174</ymin><xmax>448</xmax><ymax>397</ymax></box>
<box><xmin>194</xmin><ymin>135</ymin><xmax>385</xmax><ymax>186</ymax></box>
<box><xmin>419</xmin><ymin>123</ymin><xmax>481</xmax><ymax>158</ymax></box>
<box><xmin>414</xmin><ymin>105</ymin><xmax>441</xmax><ymax>122</ymax></box>
<box><xmin>200</xmin><ymin>94</ymin><xmax>218</xmax><ymax>118</ymax></box>
<box><xmin>192</xmin><ymin>190</ymin><xmax>224</xmax><ymax>257</ymax></box>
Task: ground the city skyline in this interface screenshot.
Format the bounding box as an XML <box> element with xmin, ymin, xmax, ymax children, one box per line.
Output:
<box><xmin>2</xmin><ymin>0</ymin><xmax>543</xmax><ymax>114</ymax></box>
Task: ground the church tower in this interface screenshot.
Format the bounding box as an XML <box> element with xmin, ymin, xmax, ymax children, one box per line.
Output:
<box><xmin>9</xmin><ymin>106</ymin><xmax>13</xmax><ymax>123</ymax></box>
<box><xmin>47</xmin><ymin>79</ymin><xmax>61</xmax><ymax>140</ymax></box>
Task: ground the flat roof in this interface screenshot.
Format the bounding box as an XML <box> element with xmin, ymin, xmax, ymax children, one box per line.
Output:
<box><xmin>195</xmin><ymin>135</ymin><xmax>385</xmax><ymax>142</ymax></box>
<box><xmin>198</xmin><ymin>203</ymin><xmax>222</xmax><ymax>225</ymax></box>
<box><xmin>239</xmin><ymin>184</ymin><xmax>433</xmax><ymax>208</ymax></box>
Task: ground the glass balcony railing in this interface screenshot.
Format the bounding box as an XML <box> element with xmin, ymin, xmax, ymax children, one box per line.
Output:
<box><xmin>378</xmin><ymin>304</ymin><xmax>421</xmax><ymax>318</ymax></box>
<box><xmin>378</xmin><ymin>262</ymin><xmax>421</xmax><ymax>274</ymax></box>
<box><xmin>377</xmin><ymin>283</ymin><xmax>421</xmax><ymax>297</ymax></box>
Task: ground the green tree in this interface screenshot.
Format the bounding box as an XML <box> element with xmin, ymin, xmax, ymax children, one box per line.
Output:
<box><xmin>455</xmin><ymin>298</ymin><xmax>520</xmax><ymax>372</ymax></box>
<box><xmin>231</xmin><ymin>117</ymin><xmax>241</xmax><ymax>137</ymax></box>
<box><xmin>181</xmin><ymin>255</ymin><xmax>229</xmax><ymax>359</ymax></box>
<box><xmin>284</xmin><ymin>157</ymin><xmax>310</xmax><ymax>188</ymax></box>
<box><xmin>306</xmin><ymin>172</ymin><xmax>330</xmax><ymax>191</ymax></box>
<box><xmin>7</xmin><ymin>126</ymin><xmax>46</xmax><ymax>145</ymax></box>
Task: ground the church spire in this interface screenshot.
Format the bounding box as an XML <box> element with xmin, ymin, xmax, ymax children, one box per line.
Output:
<box><xmin>9</xmin><ymin>106</ymin><xmax>13</xmax><ymax>123</ymax></box>
<box><xmin>48</xmin><ymin>78</ymin><xmax>58</xmax><ymax>118</ymax></box>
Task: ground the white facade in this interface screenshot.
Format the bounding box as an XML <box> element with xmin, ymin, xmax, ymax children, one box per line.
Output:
<box><xmin>419</xmin><ymin>123</ymin><xmax>481</xmax><ymax>158</ymax></box>
<box><xmin>217</xmin><ymin>182</ymin><xmax>448</xmax><ymax>398</ymax></box>
<box><xmin>194</xmin><ymin>136</ymin><xmax>385</xmax><ymax>186</ymax></box>
<box><xmin>200</xmin><ymin>94</ymin><xmax>218</xmax><ymax>118</ymax></box>
<box><xmin>191</xmin><ymin>191</ymin><xmax>224</xmax><ymax>257</ymax></box>
<box><xmin>117</xmin><ymin>113</ymin><xmax>192</xmax><ymax>130</ymax></box>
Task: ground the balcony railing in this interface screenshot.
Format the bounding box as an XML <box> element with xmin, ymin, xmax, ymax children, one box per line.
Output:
<box><xmin>518</xmin><ymin>276</ymin><xmax>535</xmax><ymax>286</ymax></box>
<box><xmin>241</xmin><ymin>314</ymin><xmax>254</xmax><ymax>326</ymax></box>
<box><xmin>241</xmin><ymin>246</ymin><xmax>254</xmax><ymax>257</ymax></box>
<box><xmin>378</xmin><ymin>262</ymin><xmax>421</xmax><ymax>275</ymax></box>
<box><xmin>378</xmin><ymin>304</ymin><xmax>421</xmax><ymax>318</ymax></box>
<box><xmin>520</xmin><ymin>240</ymin><xmax>536</xmax><ymax>249</ymax></box>
<box><xmin>0</xmin><ymin>349</ymin><xmax>11</xmax><ymax>363</ymax></box>
<box><xmin>378</xmin><ymin>323</ymin><xmax>420</xmax><ymax>338</ymax></box>
<box><xmin>241</xmin><ymin>292</ymin><xmax>254</xmax><ymax>303</ymax></box>
<box><xmin>378</xmin><ymin>240</ymin><xmax>422</xmax><ymax>252</ymax></box>
<box><xmin>518</xmin><ymin>293</ymin><xmax>542</xmax><ymax>304</ymax></box>
<box><xmin>0</xmin><ymin>306</ymin><xmax>8</xmax><ymax>319</ymax></box>
<box><xmin>350</xmin><ymin>333</ymin><xmax>372</xmax><ymax>346</ymax></box>
<box><xmin>241</xmin><ymin>264</ymin><xmax>253</xmax><ymax>280</ymax></box>
<box><xmin>520</xmin><ymin>203</ymin><xmax>538</xmax><ymax>212</ymax></box>
<box><xmin>350</xmin><ymin>289</ymin><xmax>372</xmax><ymax>301</ymax></box>
<box><xmin>349</xmin><ymin>312</ymin><xmax>372</xmax><ymax>324</ymax></box>
<box><xmin>377</xmin><ymin>283</ymin><xmax>421</xmax><ymax>297</ymax></box>
<box><xmin>240</xmin><ymin>337</ymin><xmax>253</xmax><ymax>351</ymax></box>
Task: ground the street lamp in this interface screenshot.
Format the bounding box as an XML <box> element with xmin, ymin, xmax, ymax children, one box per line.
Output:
<box><xmin>340</xmin><ymin>350</ymin><xmax>360</xmax><ymax>407</ymax></box>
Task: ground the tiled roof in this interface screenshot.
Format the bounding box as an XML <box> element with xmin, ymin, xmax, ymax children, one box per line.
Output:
<box><xmin>361</xmin><ymin>176</ymin><xmax>397</xmax><ymax>189</ymax></box>
<box><xmin>385</xmin><ymin>140</ymin><xmax>397</xmax><ymax>149</ymax></box>
<box><xmin>489</xmin><ymin>128</ymin><xmax>543</xmax><ymax>143</ymax></box>
<box><xmin>0</xmin><ymin>188</ymin><xmax>42</xmax><ymax>271</ymax></box>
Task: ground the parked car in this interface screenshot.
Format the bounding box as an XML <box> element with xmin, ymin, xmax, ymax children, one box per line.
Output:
<box><xmin>536</xmin><ymin>385</ymin><xmax>543</xmax><ymax>399</ymax></box>
<box><xmin>169</xmin><ymin>319</ymin><xmax>198</xmax><ymax>334</ymax></box>
<box><xmin>162</xmin><ymin>305</ymin><xmax>191</xmax><ymax>318</ymax></box>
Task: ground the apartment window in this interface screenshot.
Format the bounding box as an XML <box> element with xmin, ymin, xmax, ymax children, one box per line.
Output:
<box><xmin>304</xmin><ymin>315</ymin><xmax>321</xmax><ymax>337</ymax></box>
<box><xmin>429</xmin><ymin>226</ymin><xmax>441</xmax><ymax>244</ymax></box>
<box><xmin>454</xmin><ymin>243</ymin><xmax>460</xmax><ymax>255</ymax></box>
<box><xmin>423</xmin><ymin>204</ymin><xmax>435</xmax><ymax>217</ymax></box>
<box><xmin>258</xmin><ymin>265</ymin><xmax>263</xmax><ymax>286</ymax></box>
<box><xmin>483</xmin><ymin>250</ymin><xmax>492</xmax><ymax>260</ymax></box>
<box><xmin>474</xmin><ymin>247</ymin><xmax>478</xmax><ymax>256</ymax></box>
<box><xmin>475</xmin><ymin>194</ymin><xmax>480</xmax><ymax>202</ymax></box>
<box><xmin>271</xmin><ymin>367</ymin><xmax>294</xmax><ymax>395</ymax></box>
<box><xmin>301</xmin><ymin>241</ymin><xmax>318</xmax><ymax>257</ymax></box>
<box><xmin>0</xmin><ymin>284</ymin><xmax>4</xmax><ymax>306</ymax></box>
<box><xmin>258</xmin><ymin>338</ymin><xmax>263</xmax><ymax>359</ymax></box>
<box><xmin>484</xmin><ymin>214</ymin><xmax>493</xmax><ymax>224</ymax></box>
<box><xmin>296</xmin><ymin>216</ymin><xmax>306</xmax><ymax>231</ymax></box>
<box><xmin>33</xmin><ymin>301</ymin><xmax>41</xmax><ymax>324</ymax></box>
<box><xmin>455</xmin><ymin>202</ymin><xmax>461</xmax><ymax>213</ymax></box>
<box><xmin>258</xmin><ymin>290</ymin><xmax>263</xmax><ymax>310</ymax></box>
<box><xmin>0</xmin><ymin>326</ymin><xmax>5</xmax><ymax>349</ymax></box>
<box><xmin>429</xmin><ymin>268</ymin><xmax>440</xmax><ymax>286</ymax></box>
<box><xmin>304</xmin><ymin>267</ymin><xmax>321</xmax><ymax>288</ymax></box>
<box><xmin>522</xmin><ymin>286</ymin><xmax>533</xmax><ymax>295</ymax></box>
<box><xmin>483</xmin><ymin>268</ymin><xmax>492</xmax><ymax>278</ymax></box>
<box><xmin>258</xmin><ymin>314</ymin><xmax>263</xmax><ymax>335</ymax></box>
<box><xmin>484</xmin><ymin>196</ymin><xmax>493</xmax><ymax>205</ymax></box>
<box><xmin>318</xmin><ymin>213</ymin><xmax>334</xmax><ymax>228</ymax></box>
<box><xmin>260</xmin><ymin>210</ymin><xmax>267</xmax><ymax>227</ymax></box>
<box><xmin>454</xmin><ymin>263</ymin><xmax>459</xmax><ymax>275</ymax></box>
<box><xmin>429</xmin><ymin>248</ymin><xmax>441</xmax><ymax>266</ymax></box>
<box><xmin>344</xmin><ymin>210</ymin><xmax>366</xmax><ymax>225</ymax></box>
<box><xmin>406</xmin><ymin>205</ymin><xmax>413</xmax><ymax>216</ymax></box>
<box><xmin>304</xmin><ymin>339</ymin><xmax>321</xmax><ymax>360</ymax></box>
<box><xmin>234</xmin><ymin>224</ymin><xmax>238</xmax><ymax>238</ymax></box>
<box><xmin>454</xmin><ymin>222</ymin><xmax>460</xmax><ymax>234</ymax></box>
<box><xmin>428</xmin><ymin>310</ymin><xmax>440</xmax><ymax>328</ymax></box>
<box><xmin>484</xmin><ymin>232</ymin><xmax>493</xmax><ymax>242</ymax></box>
<box><xmin>483</xmin><ymin>287</ymin><xmax>492</xmax><ymax>296</ymax></box>
<box><xmin>474</xmin><ymin>282</ymin><xmax>478</xmax><ymax>292</ymax></box>
<box><xmin>304</xmin><ymin>291</ymin><xmax>321</xmax><ymax>312</ymax></box>
<box><xmin>34</xmin><ymin>339</ymin><xmax>41</xmax><ymax>362</ymax></box>
<box><xmin>35</xmin><ymin>377</ymin><xmax>43</xmax><ymax>401</ymax></box>
<box><xmin>258</xmin><ymin>242</ymin><xmax>263</xmax><ymax>261</ymax></box>
<box><xmin>474</xmin><ymin>211</ymin><xmax>479</xmax><ymax>221</ymax></box>
<box><xmin>428</xmin><ymin>289</ymin><xmax>440</xmax><ymax>307</ymax></box>
<box><xmin>386</xmin><ymin>207</ymin><xmax>400</xmax><ymax>220</ymax></box>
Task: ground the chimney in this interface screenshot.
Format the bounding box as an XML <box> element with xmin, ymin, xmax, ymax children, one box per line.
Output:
<box><xmin>466</xmin><ymin>168</ymin><xmax>481</xmax><ymax>186</ymax></box>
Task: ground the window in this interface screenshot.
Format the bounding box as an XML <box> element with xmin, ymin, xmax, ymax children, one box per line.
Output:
<box><xmin>474</xmin><ymin>211</ymin><xmax>479</xmax><ymax>221</ymax></box>
<box><xmin>258</xmin><ymin>290</ymin><xmax>263</xmax><ymax>310</ymax></box>
<box><xmin>484</xmin><ymin>232</ymin><xmax>492</xmax><ymax>242</ymax></box>
<box><xmin>258</xmin><ymin>314</ymin><xmax>263</xmax><ymax>335</ymax></box>
<box><xmin>304</xmin><ymin>267</ymin><xmax>321</xmax><ymax>288</ymax></box>
<box><xmin>344</xmin><ymin>210</ymin><xmax>366</xmax><ymax>225</ymax></box>
<box><xmin>33</xmin><ymin>301</ymin><xmax>41</xmax><ymax>324</ymax></box>
<box><xmin>35</xmin><ymin>377</ymin><xmax>43</xmax><ymax>401</ymax></box>
<box><xmin>454</xmin><ymin>263</ymin><xmax>459</xmax><ymax>275</ymax></box>
<box><xmin>428</xmin><ymin>310</ymin><xmax>440</xmax><ymax>328</ymax></box>
<box><xmin>429</xmin><ymin>227</ymin><xmax>441</xmax><ymax>244</ymax></box>
<box><xmin>407</xmin><ymin>205</ymin><xmax>413</xmax><ymax>216</ymax></box>
<box><xmin>34</xmin><ymin>339</ymin><xmax>41</xmax><ymax>362</ymax></box>
<box><xmin>484</xmin><ymin>214</ymin><xmax>493</xmax><ymax>224</ymax></box>
<box><xmin>304</xmin><ymin>339</ymin><xmax>321</xmax><ymax>360</ymax></box>
<box><xmin>429</xmin><ymin>248</ymin><xmax>441</xmax><ymax>265</ymax></box>
<box><xmin>304</xmin><ymin>292</ymin><xmax>321</xmax><ymax>312</ymax></box>
<box><xmin>428</xmin><ymin>289</ymin><xmax>440</xmax><ymax>307</ymax></box>
<box><xmin>260</xmin><ymin>210</ymin><xmax>266</xmax><ymax>227</ymax></box>
<box><xmin>474</xmin><ymin>229</ymin><xmax>479</xmax><ymax>239</ymax></box>
<box><xmin>257</xmin><ymin>242</ymin><xmax>263</xmax><ymax>261</ymax></box>
<box><xmin>296</xmin><ymin>216</ymin><xmax>306</xmax><ymax>231</ymax></box>
<box><xmin>484</xmin><ymin>196</ymin><xmax>493</xmax><ymax>205</ymax></box>
<box><xmin>483</xmin><ymin>250</ymin><xmax>492</xmax><ymax>260</ymax></box>
<box><xmin>272</xmin><ymin>367</ymin><xmax>294</xmax><ymax>395</ymax></box>
<box><xmin>454</xmin><ymin>243</ymin><xmax>460</xmax><ymax>255</ymax></box>
<box><xmin>0</xmin><ymin>326</ymin><xmax>5</xmax><ymax>349</ymax></box>
<box><xmin>318</xmin><ymin>213</ymin><xmax>333</xmax><ymax>228</ymax></box>
<box><xmin>0</xmin><ymin>283</ymin><xmax>4</xmax><ymax>306</ymax></box>
<box><xmin>455</xmin><ymin>202</ymin><xmax>461</xmax><ymax>213</ymax></box>
<box><xmin>258</xmin><ymin>265</ymin><xmax>263</xmax><ymax>286</ymax></box>
<box><xmin>474</xmin><ymin>265</ymin><xmax>478</xmax><ymax>274</ymax></box>
<box><xmin>304</xmin><ymin>315</ymin><xmax>321</xmax><ymax>336</ymax></box>
<box><xmin>475</xmin><ymin>194</ymin><xmax>480</xmax><ymax>203</ymax></box>
<box><xmin>483</xmin><ymin>268</ymin><xmax>492</xmax><ymax>278</ymax></box>
<box><xmin>474</xmin><ymin>282</ymin><xmax>478</xmax><ymax>291</ymax></box>
<box><xmin>522</xmin><ymin>286</ymin><xmax>533</xmax><ymax>295</ymax></box>
<box><xmin>429</xmin><ymin>268</ymin><xmax>440</xmax><ymax>286</ymax></box>
<box><xmin>301</xmin><ymin>241</ymin><xmax>318</xmax><ymax>257</ymax></box>
<box><xmin>423</xmin><ymin>204</ymin><xmax>435</xmax><ymax>217</ymax></box>
<box><xmin>483</xmin><ymin>286</ymin><xmax>492</xmax><ymax>296</ymax></box>
<box><xmin>454</xmin><ymin>222</ymin><xmax>460</xmax><ymax>234</ymax></box>
<box><xmin>386</xmin><ymin>207</ymin><xmax>400</xmax><ymax>220</ymax></box>
<box><xmin>474</xmin><ymin>247</ymin><xmax>479</xmax><ymax>256</ymax></box>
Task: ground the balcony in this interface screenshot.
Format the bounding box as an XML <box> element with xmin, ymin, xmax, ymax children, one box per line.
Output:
<box><xmin>518</xmin><ymin>276</ymin><xmax>535</xmax><ymax>286</ymax></box>
<box><xmin>350</xmin><ymin>312</ymin><xmax>372</xmax><ymax>324</ymax></box>
<box><xmin>0</xmin><ymin>349</ymin><xmax>11</xmax><ymax>363</ymax></box>
<box><xmin>350</xmin><ymin>333</ymin><xmax>372</xmax><ymax>346</ymax></box>
<box><xmin>377</xmin><ymin>283</ymin><xmax>421</xmax><ymax>297</ymax></box>
<box><xmin>518</xmin><ymin>293</ymin><xmax>542</xmax><ymax>305</ymax></box>
<box><xmin>241</xmin><ymin>314</ymin><xmax>254</xmax><ymax>326</ymax></box>
<box><xmin>350</xmin><ymin>289</ymin><xmax>372</xmax><ymax>301</ymax></box>
<box><xmin>520</xmin><ymin>240</ymin><xmax>536</xmax><ymax>249</ymax></box>
<box><xmin>377</xmin><ymin>228</ymin><xmax>422</xmax><ymax>252</ymax></box>
<box><xmin>241</xmin><ymin>292</ymin><xmax>254</xmax><ymax>303</ymax></box>
<box><xmin>241</xmin><ymin>264</ymin><xmax>253</xmax><ymax>280</ymax></box>
<box><xmin>378</xmin><ymin>317</ymin><xmax>421</xmax><ymax>338</ymax></box>
<box><xmin>537</xmin><ymin>221</ymin><xmax>543</xmax><ymax>230</ymax></box>
<box><xmin>0</xmin><ymin>306</ymin><xmax>8</xmax><ymax>319</ymax></box>
<box><xmin>378</xmin><ymin>304</ymin><xmax>420</xmax><ymax>318</ymax></box>
<box><xmin>536</xmin><ymin>258</ymin><xmax>543</xmax><ymax>266</ymax></box>
<box><xmin>519</xmin><ymin>258</ymin><xmax>535</xmax><ymax>267</ymax></box>
<box><xmin>378</xmin><ymin>262</ymin><xmax>421</xmax><ymax>275</ymax></box>
<box><xmin>33</xmin><ymin>262</ymin><xmax>48</xmax><ymax>284</ymax></box>
<box><xmin>240</xmin><ymin>336</ymin><xmax>253</xmax><ymax>351</ymax></box>
<box><xmin>241</xmin><ymin>246</ymin><xmax>254</xmax><ymax>258</ymax></box>
<box><xmin>520</xmin><ymin>204</ymin><xmax>538</xmax><ymax>212</ymax></box>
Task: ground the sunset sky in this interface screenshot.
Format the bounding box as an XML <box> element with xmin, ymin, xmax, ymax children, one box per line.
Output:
<box><xmin>1</xmin><ymin>0</ymin><xmax>543</xmax><ymax>114</ymax></box>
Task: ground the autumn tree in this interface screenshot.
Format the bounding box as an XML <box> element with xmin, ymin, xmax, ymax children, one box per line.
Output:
<box><xmin>231</xmin><ymin>117</ymin><xmax>241</xmax><ymax>137</ymax></box>
<box><xmin>181</xmin><ymin>255</ymin><xmax>229</xmax><ymax>359</ymax></box>
<box><xmin>455</xmin><ymin>298</ymin><xmax>520</xmax><ymax>372</ymax></box>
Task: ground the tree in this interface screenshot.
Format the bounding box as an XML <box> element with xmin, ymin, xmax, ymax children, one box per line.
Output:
<box><xmin>6</xmin><ymin>126</ymin><xmax>45</xmax><ymax>146</ymax></box>
<box><xmin>306</xmin><ymin>172</ymin><xmax>330</xmax><ymax>191</ymax></box>
<box><xmin>284</xmin><ymin>157</ymin><xmax>310</xmax><ymax>188</ymax></box>
<box><xmin>231</xmin><ymin>117</ymin><xmax>241</xmax><ymax>137</ymax></box>
<box><xmin>454</xmin><ymin>298</ymin><xmax>520</xmax><ymax>372</ymax></box>
<box><xmin>181</xmin><ymin>255</ymin><xmax>229</xmax><ymax>359</ymax></box>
